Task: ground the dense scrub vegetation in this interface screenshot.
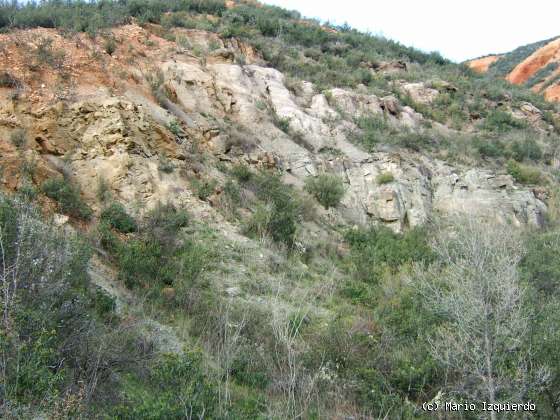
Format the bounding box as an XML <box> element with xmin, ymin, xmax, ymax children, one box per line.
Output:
<box><xmin>5</xmin><ymin>186</ymin><xmax>560</xmax><ymax>417</ymax></box>
<box><xmin>0</xmin><ymin>195</ymin><xmax>217</xmax><ymax>418</ymax></box>
<box><xmin>2</xmin><ymin>0</ymin><xmax>559</xmax><ymax>132</ymax></box>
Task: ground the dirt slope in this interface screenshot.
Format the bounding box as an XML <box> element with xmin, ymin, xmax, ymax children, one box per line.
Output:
<box><xmin>467</xmin><ymin>55</ymin><xmax>501</xmax><ymax>73</ymax></box>
<box><xmin>467</xmin><ymin>37</ymin><xmax>560</xmax><ymax>102</ymax></box>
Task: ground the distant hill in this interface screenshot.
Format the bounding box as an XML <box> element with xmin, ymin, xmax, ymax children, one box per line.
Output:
<box><xmin>468</xmin><ymin>36</ymin><xmax>560</xmax><ymax>101</ymax></box>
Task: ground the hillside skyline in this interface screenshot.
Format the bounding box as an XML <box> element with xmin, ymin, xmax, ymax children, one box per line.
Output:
<box><xmin>263</xmin><ymin>0</ymin><xmax>560</xmax><ymax>62</ymax></box>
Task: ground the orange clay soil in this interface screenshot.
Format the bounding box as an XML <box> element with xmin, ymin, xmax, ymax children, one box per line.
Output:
<box><xmin>0</xmin><ymin>24</ymin><xmax>176</xmax><ymax>108</ymax></box>
<box><xmin>467</xmin><ymin>55</ymin><xmax>501</xmax><ymax>73</ymax></box>
<box><xmin>507</xmin><ymin>37</ymin><xmax>560</xmax><ymax>85</ymax></box>
<box><xmin>544</xmin><ymin>83</ymin><xmax>560</xmax><ymax>102</ymax></box>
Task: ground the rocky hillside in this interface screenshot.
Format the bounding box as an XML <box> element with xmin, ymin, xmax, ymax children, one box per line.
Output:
<box><xmin>2</xmin><ymin>1</ymin><xmax>560</xmax><ymax>419</ymax></box>
<box><xmin>468</xmin><ymin>36</ymin><xmax>560</xmax><ymax>102</ymax></box>
<box><xmin>1</xmin><ymin>26</ymin><xmax>554</xmax><ymax>232</ymax></box>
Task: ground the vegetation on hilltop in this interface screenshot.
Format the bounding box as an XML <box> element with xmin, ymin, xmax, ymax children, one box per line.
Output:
<box><xmin>2</xmin><ymin>0</ymin><xmax>559</xmax><ymax>125</ymax></box>
<box><xmin>486</xmin><ymin>37</ymin><xmax>558</xmax><ymax>78</ymax></box>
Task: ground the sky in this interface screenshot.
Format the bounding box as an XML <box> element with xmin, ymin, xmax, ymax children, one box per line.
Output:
<box><xmin>262</xmin><ymin>0</ymin><xmax>560</xmax><ymax>62</ymax></box>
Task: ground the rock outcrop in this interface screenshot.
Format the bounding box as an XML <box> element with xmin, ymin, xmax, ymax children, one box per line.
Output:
<box><xmin>0</xmin><ymin>25</ymin><xmax>548</xmax><ymax>232</ymax></box>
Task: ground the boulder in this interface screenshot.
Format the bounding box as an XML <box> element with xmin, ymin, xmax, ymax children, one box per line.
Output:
<box><xmin>400</xmin><ymin>82</ymin><xmax>439</xmax><ymax>104</ymax></box>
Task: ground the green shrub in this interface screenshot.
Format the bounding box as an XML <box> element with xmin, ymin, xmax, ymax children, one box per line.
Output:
<box><xmin>97</xmin><ymin>220</ymin><xmax>120</xmax><ymax>252</ymax></box>
<box><xmin>116</xmin><ymin>203</ymin><xmax>205</xmax><ymax>291</ymax></box>
<box><xmin>376</xmin><ymin>171</ymin><xmax>394</xmax><ymax>184</ymax></box>
<box><xmin>96</xmin><ymin>177</ymin><xmax>112</xmax><ymax>202</ymax></box>
<box><xmin>17</xmin><ymin>183</ymin><xmax>37</xmax><ymax>202</ymax></box>
<box><xmin>510</xmin><ymin>138</ymin><xmax>542</xmax><ymax>162</ymax></box>
<box><xmin>482</xmin><ymin>109</ymin><xmax>526</xmax><ymax>132</ymax></box>
<box><xmin>100</xmin><ymin>202</ymin><xmax>137</xmax><ymax>233</ymax></box>
<box><xmin>41</xmin><ymin>178</ymin><xmax>93</xmax><ymax>220</ymax></box>
<box><xmin>474</xmin><ymin>137</ymin><xmax>506</xmax><ymax>158</ymax></box>
<box><xmin>34</xmin><ymin>37</ymin><xmax>65</xmax><ymax>69</ymax></box>
<box><xmin>117</xmin><ymin>236</ymin><xmax>209</xmax><ymax>291</ymax></box>
<box><xmin>520</xmin><ymin>231</ymin><xmax>560</xmax><ymax>295</ymax></box>
<box><xmin>222</xmin><ymin>179</ymin><xmax>242</xmax><ymax>209</ymax></box>
<box><xmin>231</xmin><ymin>349</ymin><xmax>270</xmax><ymax>389</ymax></box>
<box><xmin>506</xmin><ymin>160</ymin><xmax>541</xmax><ymax>184</ymax></box>
<box><xmin>0</xmin><ymin>195</ymin><xmax>119</xmax><ymax>410</ymax></box>
<box><xmin>394</xmin><ymin>131</ymin><xmax>435</xmax><ymax>151</ymax></box>
<box><xmin>158</xmin><ymin>154</ymin><xmax>175</xmax><ymax>173</ymax></box>
<box><xmin>104</xmin><ymin>36</ymin><xmax>117</xmax><ymax>55</ymax></box>
<box><xmin>543</xmin><ymin>110</ymin><xmax>560</xmax><ymax>133</ymax></box>
<box><xmin>167</xmin><ymin>119</ymin><xmax>182</xmax><ymax>137</ymax></box>
<box><xmin>274</xmin><ymin>115</ymin><xmax>291</xmax><ymax>133</ymax></box>
<box><xmin>345</xmin><ymin>226</ymin><xmax>434</xmax><ymax>285</ymax></box>
<box><xmin>192</xmin><ymin>178</ymin><xmax>217</xmax><ymax>200</ymax></box>
<box><xmin>117</xmin><ymin>239</ymin><xmax>166</xmax><ymax>288</ymax></box>
<box><xmin>243</xmin><ymin>172</ymin><xmax>302</xmax><ymax>246</ymax></box>
<box><xmin>144</xmin><ymin>202</ymin><xmax>190</xmax><ymax>239</ymax></box>
<box><xmin>92</xmin><ymin>287</ymin><xmax>117</xmax><ymax>319</ymax></box>
<box><xmin>245</xmin><ymin>203</ymin><xmax>273</xmax><ymax>241</ymax></box>
<box><xmin>304</xmin><ymin>174</ymin><xmax>345</xmax><ymax>209</ymax></box>
<box><xmin>253</xmin><ymin>173</ymin><xmax>301</xmax><ymax>246</ymax></box>
<box><xmin>10</xmin><ymin>129</ymin><xmax>26</xmax><ymax>149</ymax></box>
<box><xmin>354</xmin><ymin>115</ymin><xmax>388</xmax><ymax>150</ymax></box>
<box><xmin>116</xmin><ymin>351</ymin><xmax>217</xmax><ymax>419</ymax></box>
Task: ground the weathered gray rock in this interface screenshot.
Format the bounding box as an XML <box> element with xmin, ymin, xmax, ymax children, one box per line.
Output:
<box><xmin>135</xmin><ymin>57</ymin><xmax>548</xmax><ymax>231</ymax></box>
<box><xmin>400</xmin><ymin>82</ymin><xmax>439</xmax><ymax>104</ymax></box>
<box><xmin>1</xmin><ymin>25</ymin><xmax>547</xmax><ymax>241</ymax></box>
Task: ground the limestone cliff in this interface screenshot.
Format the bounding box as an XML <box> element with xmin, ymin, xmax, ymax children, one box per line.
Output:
<box><xmin>0</xmin><ymin>25</ymin><xmax>550</xmax><ymax>233</ymax></box>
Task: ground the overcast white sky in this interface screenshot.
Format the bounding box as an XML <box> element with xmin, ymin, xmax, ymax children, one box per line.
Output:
<box><xmin>262</xmin><ymin>0</ymin><xmax>560</xmax><ymax>62</ymax></box>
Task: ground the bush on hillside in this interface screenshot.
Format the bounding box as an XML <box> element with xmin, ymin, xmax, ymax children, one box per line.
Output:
<box><xmin>482</xmin><ymin>109</ymin><xmax>527</xmax><ymax>132</ymax></box>
<box><xmin>506</xmin><ymin>160</ymin><xmax>542</xmax><ymax>184</ymax></box>
<box><xmin>520</xmin><ymin>231</ymin><xmax>560</xmax><ymax>294</ymax></box>
<box><xmin>114</xmin><ymin>351</ymin><xmax>217</xmax><ymax>418</ymax></box>
<box><xmin>304</xmin><ymin>174</ymin><xmax>345</xmax><ymax>209</ymax></box>
<box><xmin>243</xmin><ymin>172</ymin><xmax>302</xmax><ymax>247</ymax></box>
<box><xmin>354</xmin><ymin>115</ymin><xmax>389</xmax><ymax>150</ymax></box>
<box><xmin>10</xmin><ymin>129</ymin><xmax>26</xmax><ymax>149</ymax></box>
<box><xmin>100</xmin><ymin>202</ymin><xmax>137</xmax><ymax>233</ymax></box>
<box><xmin>345</xmin><ymin>226</ymin><xmax>434</xmax><ymax>285</ymax></box>
<box><xmin>231</xmin><ymin>163</ymin><xmax>253</xmax><ymax>183</ymax></box>
<box><xmin>104</xmin><ymin>37</ymin><xmax>117</xmax><ymax>55</ymax></box>
<box><xmin>0</xmin><ymin>194</ymin><xmax>148</xmax><ymax>415</ymax></box>
<box><xmin>42</xmin><ymin>178</ymin><xmax>93</xmax><ymax>220</ymax></box>
<box><xmin>510</xmin><ymin>137</ymin><xmax>542</xmax><ymax>162</ymax></box>
<box><xmin>474</xmin><ymin>137</ymin><xmax>507</xmax><ymax>159</ymax></box>
<box><xmin>376</xmin><ymin>172</ymin><xmax>395</xmax><ymax>184</ymax></box>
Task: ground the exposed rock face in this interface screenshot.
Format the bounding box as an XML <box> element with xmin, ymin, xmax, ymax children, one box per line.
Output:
<box><xmin>337</xmin><ymin>153</ymin><xmax>545</xmax><ymax>232</ymax></box>
<box><xmin>432</xmin><ymin>168</ymin><xmax>545</xmax><ymax>228</ymax></box>
<box><xmin>0</xmin><ymin>25</ymin><xmax>548</xmax><ymax>232</ymax></box>
<box><xmin>399</xmin><ymin>82</ymin><xmax>439</xmax><ymax>104</ymax></box>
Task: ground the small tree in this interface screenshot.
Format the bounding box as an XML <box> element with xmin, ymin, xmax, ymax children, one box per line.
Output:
<box><xmin>304</xmin><ymin>174</ymin><xmax>345</xmax><ymax>209</ymax></box>
<box><xmin>416</xmin><ymin>221</ymin><xmax>549</xmax><ymax>417</ymax></box>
